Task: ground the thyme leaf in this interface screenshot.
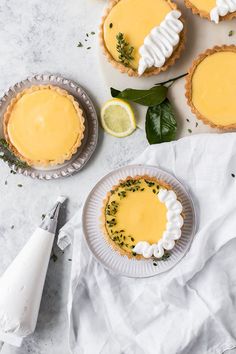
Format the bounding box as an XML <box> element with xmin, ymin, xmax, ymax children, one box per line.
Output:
<box><xmin>0</xmin><ymin>139</ymin><xmax>29</xmax><ymax>169</ymax></box>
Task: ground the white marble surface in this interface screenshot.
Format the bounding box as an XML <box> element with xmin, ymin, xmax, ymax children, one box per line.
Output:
<box><xmin>0</xmin><ymin>1</ymin><xmax>235</xmax><ymax>353</ymax></box>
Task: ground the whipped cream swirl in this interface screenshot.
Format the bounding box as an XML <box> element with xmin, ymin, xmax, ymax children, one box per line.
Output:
<box><xmin>133</xmin><ymin>188</ymin><xmax>183</xmax><ymax>259</ymax></box>
<box><xmin>210</xmin><ymin>0</ymin><xmax>236</xmax><ymax>23</ymax></box>
<box><xmin>138</xmin><ymin>10</ymin><xmax>183</xmax><ymax>76</ymax></box>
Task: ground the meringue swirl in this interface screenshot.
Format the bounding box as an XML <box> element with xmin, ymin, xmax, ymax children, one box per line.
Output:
<box><xmin>133</xmin><ymin>188</ymin><xmax>183</xmax><ymax>259</ymax></box>
<box><xmin>210</xmin><ymin>0</ymin><xmax>236</xmax><ymax>24</ymax></box>
<box><xmin>138</xmin><ymin>10</ymin><xmax>183</xmax><ymax>76</ymax></box>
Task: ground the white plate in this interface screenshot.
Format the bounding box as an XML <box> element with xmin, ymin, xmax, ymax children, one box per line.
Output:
<box><xmin>0</xmin><ymin>74</ymin><xmax>98</xmax><ymax>180</ymax></box>
<box><xmin>82</xmin><ymin>164</ymin><xmax>196</xmax><ymax>278</ymax></box>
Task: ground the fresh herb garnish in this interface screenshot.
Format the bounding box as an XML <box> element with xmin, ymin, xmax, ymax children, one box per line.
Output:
<box><xmin>195</xmin><ymin>122</ymin><xmax>198</xmax><ymax>127</ymax></box>
<box><xmin>17</xmin><ymin>184</ymin><xmax>23</xmax><ymax>188</ymax></box>
<box><xmin>87</xmin><ymin>47</ymin><xmax>91</xmax><ymax>50</ymax></box>
<box><xmin>145</xmin><ymin>99</ymin><xmax>177</xmax><ymax>145</ymax></box>
<box><xmin>116</xmin><ymin>32</ymin><xmax>134</xmax><ymax>67</ymax></box>
<box><xmin>231</xmin><ymin>173</ymin><xmax>235</xmax><ymax>178</ymax></box>
<box><xmin>161</xmin><ymin>252</ymin><xmax>170</xmax><ymax>261</ymax></box>
<box><xmin>111</xmin><ymin>86</ymin><xmax>167</xmax><ymax>107</ymax></box>
<box><xmin>0</xmin><ymin>139</ymin><xmax>8</xmax><ymax>148</ymax></box>
<box><xmin>0</xmin><ymin>139</ymin><xmax>29</xmax><ymax>169</ymax></box>
<box><xmin>41</xmin><ymin>214</ymin><xmax>46</xmax><ymax>220</ymax></box>
<box><xmin>153</xmin><ymin>252</ymin><xmax>170</xmax><ymax>265</ymax></box>
<box><xmin>229</xmin><ymin>30</ymin><xmax>234</xmax><ymax>36</ymax></box>
<box><xmin>51</xmin><ymin>253</ymin><xmax>58</xmax><ymax>262</ymax></box>
<box><xmin>77</xmin><ymin>42</ymin><xmax>83</xmax><ymax>47</ymax></box>
<box><xmin>11</xmin><ymin>225</ymin><xmax>14</xmax><ymax>229</ymax></box>
<box><xmin>91</xmin><ymin>31</ymin><xmax>95</xmax><ymax>35</ymax></box>
<box><xmin>186</xmin><ymin>118</ymin><xmax>190</xmax><ymax>123</ymax></box>
<box><xmin>188</xmin><ymin>129</ymin><xmax>192</xmax><ymax>134</ymax></box>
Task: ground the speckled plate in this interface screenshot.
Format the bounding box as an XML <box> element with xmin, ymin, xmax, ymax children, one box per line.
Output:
<box><xmin>82</xmin><ymin>165</ymin><xmax>196</xmax><ymax>278</ymax></box>
<box><xmin>0</xmin><ymin>74</ymin><xmax>98</xmax><ymax>180</ymax></box>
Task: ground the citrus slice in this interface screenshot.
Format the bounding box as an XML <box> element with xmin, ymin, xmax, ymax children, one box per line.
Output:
<box><xmin>101</xmin><ymin>98</ymin><xmax>136</xmax><ymax>137</ymax></box>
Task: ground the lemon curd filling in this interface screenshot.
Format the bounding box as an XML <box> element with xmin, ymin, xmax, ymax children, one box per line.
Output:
<box><xmin>191</xmin><ymin>51</ymin><xmax>236</xmax><ymax>127</ymax></box>
<box><xmin>103</xmin><ymin>0</ymin><xmax>172</xmax><ymax>69</ymax></box>
<box><xmin>188</xmin><ymin>0</ymin><xmax>216</xmax><ymax>13</ymax></box>
<box><xmin>104</xmin><ymin>178</ymin><xmax>168</xmax><ymax>255</ymax></box>
<box><xmin>6</xmin><ymin>88</ymin><xmax>81</xmax><ymax>163</ymax></box>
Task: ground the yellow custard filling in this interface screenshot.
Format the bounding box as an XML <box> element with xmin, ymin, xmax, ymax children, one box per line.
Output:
<box><xmin>103</xmin><ymin>0</ymin><xmax>172</xmax><ymax>69</ymax></box>
<box><xmin>188</xmin><ymin>0</ymin><xmax>216</xmax><ymax>13</ymax></box>
<box><xmin>6</xmin><ymin>88</ymin><xmax>82</xmax><ymax>162</ymax></box>
<box><xmin>104</xmin><ymin>178</ymin><xmax>168</xmax><ymax>254</ymax></box>
<box><xmin>191</xmin><ymin>51</ymin><xmax>236</xmax><ymax>127</ymax></box>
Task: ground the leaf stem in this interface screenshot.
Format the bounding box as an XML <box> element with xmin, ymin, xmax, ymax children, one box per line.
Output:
<box><xmin>155</xmin><ymin>73</ymin><xmax>188</xmax><ymax>87</ymax></box>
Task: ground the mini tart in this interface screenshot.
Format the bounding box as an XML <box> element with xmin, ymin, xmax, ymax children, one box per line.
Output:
<box><xmin>101</xmin><ymin>175</ymin><xmax>183</xmax><ymax>259</ymax></box>
<box><xmin>186</xmin><ymin>45</ymin><xmax>236</xmax><ymax>130</ymax></box>
<box><xmin>3</xmin><ymin>85</ymin><xmax>85</xmax><ymax>166</ymax></box>
<box><xmin>184</xmin><ymin>0</ymin><xmax>236</xmax><ymax>21</ymax></box>
<box><xmin>99</xmin><ymin>0</ymin><xmax>185</xmax><ymax>77</ymax></box>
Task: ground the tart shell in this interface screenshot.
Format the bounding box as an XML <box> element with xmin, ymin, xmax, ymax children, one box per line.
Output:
<box><xmin>3</xmin><ymin>85</ymin><xmax>85</xmax><ymax>166</ymax></box>
<box><xmin>184</xmin><ymin>0</ymin><xmax>236</xmax><ymax>21</ymax></box>
<box><xmin>185</xmin><ymin>45</ymin><xmax>236</xmax><ymax>130</ymax></box>
<box><xmin>99</xmin><ymin>0</ymin><xmax>186</xmax><ymax>77</ymax></box>
<box><xmin>101</xmin><ymin>175</ymin><xmax>180</xmax><ymax>260</ymax></box>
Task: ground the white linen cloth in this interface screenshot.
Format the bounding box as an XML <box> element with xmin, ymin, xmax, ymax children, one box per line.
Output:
<box><xmin>58</xmin><ymin>133</ymin><xmax>236</xmax><ymax>354</ymax></box>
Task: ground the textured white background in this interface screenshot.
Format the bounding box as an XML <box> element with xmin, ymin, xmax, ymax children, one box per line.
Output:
<box><xmin>0</xmin><ymin>0</ymin><xmax>236</xmax><ymax>353</ymax></box>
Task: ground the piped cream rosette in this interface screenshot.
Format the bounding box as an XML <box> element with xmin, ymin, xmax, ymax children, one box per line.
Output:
<box><xmin>138</xmin><ymin>10</ymin><xmax>183</xmax><ymax>75</ymax></box>
<box><xmin>210</xmin><ymin>0</ymin><xmax>236</xmax><ymax>23</ymax></box>
<box><xmin>133</xmin><ymin>188</ymin><xmax>183</xmax><ymax>258</ymax></box>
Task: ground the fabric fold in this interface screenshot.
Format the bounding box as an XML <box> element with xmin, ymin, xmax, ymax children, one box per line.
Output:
<box><xmin>58</xmin><ymin>133</ymin><xmax>236</xmax><ymax>354</ymax></box>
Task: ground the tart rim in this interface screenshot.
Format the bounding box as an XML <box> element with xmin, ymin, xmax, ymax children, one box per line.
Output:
<box><xmin>184</xmin><ymin>0</ymin><xmax>236</xmax><ymax>21</ymax></box>
<box><xmin>185</xmin><ymin>45</ymin><xmax>236</xmax><ymax>130</ymax></box>
<box><xmin>101</xmin><ymin>175</ymin><xmax>181</xmax><ymax>260</ymax></box>
<box><xmin>99</xmin><ymin>0</ymin><xmax>186</xmax><ymax>77</ymax></box>
<box><xmin>3</xmin><ymin>85</ymin><xmax>85</xmax><ymax>166</ymax></box>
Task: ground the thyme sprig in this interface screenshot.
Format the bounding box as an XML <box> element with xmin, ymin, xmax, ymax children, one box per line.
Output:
<box><xmin>0</xmin><ymin>139</ymin><xmax>29</xmax><ymax>169</ymax></box>
<box><xmin>116</xmin><ymin>32</ymin><xmax>134</xmax><ymax>67</ymax></box>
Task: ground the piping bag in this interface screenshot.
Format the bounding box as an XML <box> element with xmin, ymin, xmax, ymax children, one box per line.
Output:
<box><xmin>0</xmin><ymin>196</ymin><xmax>66</xmax><ymax>347</ymax></box>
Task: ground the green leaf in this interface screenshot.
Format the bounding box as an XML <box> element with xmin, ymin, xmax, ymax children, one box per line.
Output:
<box><xmin>145</xmin><ymin>98</ymin><xmax>177</xmax><ymax>144</ymax></box>
<box><xmin>110</xmin><ymin>87</ymin><xmax>121</xmax><ymax>97</ymax></box>
<box><xmin>110</xmin><ymin>86</ymin><xmax>168</xmax><ymax>107</ymax></box>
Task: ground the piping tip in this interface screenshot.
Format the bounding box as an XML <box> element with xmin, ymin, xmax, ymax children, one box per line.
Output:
<box><xmin>39</xmin><ymin>196</ymin><xmax>67</xmax><ymax>234</ymax></box>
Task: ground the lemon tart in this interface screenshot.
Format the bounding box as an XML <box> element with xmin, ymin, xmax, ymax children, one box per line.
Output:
<box><xmin>186</xmin><ymin>45</ymin><xmax>236</xmax><ymax>130</ymax></box>
<box><xmin>100</xmin><ymin>0</ymin><xmax>185</xmax><ymax>77</ymax></box>
<box><xmin>185</xmin><ymin>0</ymin><xmax>236</xmax><ymax>23</ymax></box>
<box><xmin>101</xmin><ymin>176</ymin><xmax>183</xmax><ymax>259</ymax></box>
<box><xmin>3</xmin><ymin>85</ymin><xmax>85</xmax><ymax>166</ymax></box>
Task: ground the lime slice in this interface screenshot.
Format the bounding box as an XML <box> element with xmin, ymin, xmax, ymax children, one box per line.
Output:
<box><xmin>101</xmin><ymin>98</ymin><xmax>136</xmax><ymax>137</ymax></box>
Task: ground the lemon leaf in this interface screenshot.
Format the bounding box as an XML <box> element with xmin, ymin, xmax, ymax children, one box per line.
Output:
<box><xmin>110</xmin><ymin>86</ymin><xmax>167</xmax><ymax>107</ymax></box>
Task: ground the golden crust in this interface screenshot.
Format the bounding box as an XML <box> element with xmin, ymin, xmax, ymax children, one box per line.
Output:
<box><xmin>184</xmin><ymin>0</ymin><xmax>236</xmax><ymax>21</ymax></box>
<box><xmin>3</xmin><ymin>85</ymin><xmax>85</xmax><ymax>166</ymax></box>
<box><xmin>99</xmin><ymin>0</ymin><xmax>186</xmax><ymax>77</ymax></box>
<box><xmin>185</xmin><ymin>45</ymin><xmax>236</xmax><ymax>130</ymax></box>
<box><xmin>101</xmin><ymin>175</ymin><xmax>175</xmax><ymax>260</ymax></box>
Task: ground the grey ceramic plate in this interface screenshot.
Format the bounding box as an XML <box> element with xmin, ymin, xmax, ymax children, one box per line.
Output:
<box><xmin>82</xmin><ymin>165</ymin><xmax>196</xmax><ymax>278</ymax></box>
<box><xmin>0</xmin><ymin>74</ymin><xmax>98</xmax><ymax>180</ymax></box>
